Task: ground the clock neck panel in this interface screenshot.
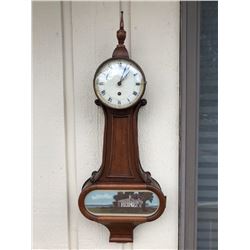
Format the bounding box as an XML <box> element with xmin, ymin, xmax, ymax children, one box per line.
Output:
<box><xmin>94</xmin><ymin>100</ymin><xmax>148</xmax><ymax>183</ymax></box>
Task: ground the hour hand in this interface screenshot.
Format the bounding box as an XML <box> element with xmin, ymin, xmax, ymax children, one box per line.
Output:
<box><xmin>121</xmin><ymin>70</ymin><xmax>130</xmax><ymax>81</ymax></box>
<box><xmin>117</xmin><ymin>71</ymin><xmax>129</xmax><ymax>86</ymax></box>
<box><xmin>118</xmin><ymin>66</ymin><xmax>130</xmax><ymax>86</ymax></box>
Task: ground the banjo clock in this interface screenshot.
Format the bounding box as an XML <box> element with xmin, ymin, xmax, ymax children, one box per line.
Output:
<box><xmin>78</xmin><ymin>11</ymin><xmax>166</xmax><ymax>243</ymax></box>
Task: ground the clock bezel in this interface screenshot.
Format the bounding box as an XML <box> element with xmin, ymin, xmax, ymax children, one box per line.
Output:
<box><xmin>93</xmin><ymin>57</ymin><xmax>147</xmax><ymax>109</ymax></box>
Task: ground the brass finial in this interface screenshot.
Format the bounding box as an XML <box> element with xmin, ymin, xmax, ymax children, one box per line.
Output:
<box><xmin>112</xmin><ymin>11</ymin><xmax>129</xmax><ymax>58</ymax></box>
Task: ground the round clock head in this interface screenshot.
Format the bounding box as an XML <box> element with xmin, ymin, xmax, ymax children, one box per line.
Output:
<box><xmin>94</xmin><ymin>58</ymin><xmax>146</xmax><ymax>109</ymax></box>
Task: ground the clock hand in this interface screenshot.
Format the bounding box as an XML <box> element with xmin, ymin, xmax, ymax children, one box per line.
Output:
<box><xmin>121</xmin><ymin>70</ymin><xmax>130</xmax><ymax>82</ymax></box>
<box><xmin>120</xmin><ymin>66</ymin><xmax>127</xmax><ymax>81</ymax></box>
<box><xmin>118</xmin><ymin>67</ymin><xmax>131</xmax><ymax>86</ymax></box>
<box><xmin>117</xmin><ymin>66</ymin><xmax>128</xmax><ymax>86</ymax></box>
<box><xmin>117</xmin><ymin>66</ymin><xmax>127</xmax><ymax>86</ymax></box>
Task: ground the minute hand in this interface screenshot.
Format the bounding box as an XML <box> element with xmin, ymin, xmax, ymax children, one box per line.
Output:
<box><xmin>120</xmin><ymin>66</ymin><xmax>127</xmax><ymax>82</ymax></box>
<box><xmin>121</xmin><ymin>69</ymin><xmax>130</xmax><ymax>82</ymax></box>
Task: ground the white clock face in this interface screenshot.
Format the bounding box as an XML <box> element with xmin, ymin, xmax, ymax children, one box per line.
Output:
<box><xmin>94</xmin><ymin>58</ymin><xmax>146</xmax><ymax>109</ymax></box>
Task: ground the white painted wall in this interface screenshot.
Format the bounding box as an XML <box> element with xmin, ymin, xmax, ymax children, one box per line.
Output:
<box><xmin>33</xmin><ymin>1</ymin><xmax>179</xmax><ymax>249</ymax></box>
<box><xmin>32</xmin><ymin>2</ymin><xmax>69</xmax><ymax>249</ymax></box>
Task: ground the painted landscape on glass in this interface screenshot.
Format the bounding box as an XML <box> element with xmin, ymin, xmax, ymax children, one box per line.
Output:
<box><xmin>84</xmin><ymin>190</ymin><xmax>159</xmax><ymax>216</ymax></box>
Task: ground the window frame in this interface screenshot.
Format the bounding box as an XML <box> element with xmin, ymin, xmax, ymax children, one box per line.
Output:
<box><xmin>178</xmin><ymin>2</ymin><xmax>201</xmax><ymax>250</ymax></box>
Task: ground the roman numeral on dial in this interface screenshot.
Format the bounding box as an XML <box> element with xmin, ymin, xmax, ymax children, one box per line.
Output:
<box><xmin>108</xmin><ymin>97</ymin><xmax>112</xmax><ymax>102</ymax></box>
<box><xmin>101</xmin><ymin>90</ymin><xmax>105</xmax><ymax>95</ymax></box>
<box><xmin>133</xmin><ymin>91</ymin><xmax>138</xmax><ymax>96</ymax></box>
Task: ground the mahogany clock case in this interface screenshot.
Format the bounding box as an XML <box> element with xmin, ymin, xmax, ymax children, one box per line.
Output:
<box><xmin>78</xmin><ymin>11</ymin><xmax>167</xmax><ymax>243</ymax></box>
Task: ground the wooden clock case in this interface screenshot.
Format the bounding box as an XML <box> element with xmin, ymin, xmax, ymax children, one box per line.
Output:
<box><xmin>78</xmin><ymin>11</ymin><xmax>166</xmax><ymax>243</ymax></box>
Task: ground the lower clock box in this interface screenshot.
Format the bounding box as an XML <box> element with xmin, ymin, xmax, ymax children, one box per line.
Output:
<box><xmin>78</xmin><ymin>183</ymin><xmax>166</xmax><ymax>242</ymax></box>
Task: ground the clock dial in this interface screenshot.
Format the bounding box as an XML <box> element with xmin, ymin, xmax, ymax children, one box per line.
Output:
<box><xmin>94</xmin><ymin>58</ymin><xmax>146</xmax><ymax>109</ymax></box>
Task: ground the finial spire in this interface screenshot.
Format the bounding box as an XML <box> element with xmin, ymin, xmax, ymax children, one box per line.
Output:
<box><xmin>120</xmin><ymin>11</ymin><xmax>124</xmax><ymax>30</ymax></box>
<box><xmin>112</xmin><ymin>11</ymin><xmax>129</xmax><ymax>58</ymax></box>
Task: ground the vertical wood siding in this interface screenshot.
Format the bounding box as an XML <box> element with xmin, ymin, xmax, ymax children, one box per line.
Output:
<box><xmin>33</xmin><ymin>2</ymin><xmax>179</xmax><ymax>249</ymax></box>
<box><xmin>32</xmin><ymin>2</ymin><xmax>69</xmax><ymax>249</ymax></box>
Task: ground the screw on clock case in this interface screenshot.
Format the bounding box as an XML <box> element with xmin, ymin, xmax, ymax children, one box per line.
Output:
<box><xmin>78</xmin><ymin>11</ymin><xmax>166</xmax><ymax>243</ymax></box>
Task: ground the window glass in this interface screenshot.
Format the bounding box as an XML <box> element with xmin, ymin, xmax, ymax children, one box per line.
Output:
<box><xmin>197</xmin><ymin>2</ymin><xmax>218</xmax><ymax>250</ymax></box>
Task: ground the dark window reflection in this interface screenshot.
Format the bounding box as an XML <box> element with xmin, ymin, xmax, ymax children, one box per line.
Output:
<box><xmin>197</xmin><ymin>2</ymin><xmax>218</xmax><ymax>250</ymax></box>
